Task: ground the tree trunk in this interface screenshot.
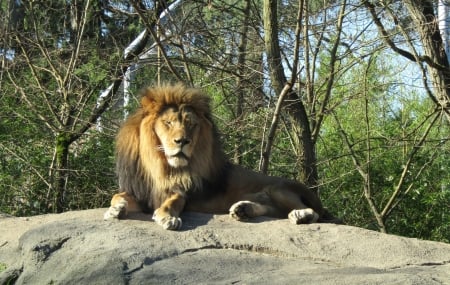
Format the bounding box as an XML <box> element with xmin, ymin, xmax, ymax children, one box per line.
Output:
<box><xmin>54</xmin><ymin>133</ymin><xmax>70</xmax><ymax>213</ymax></box>
<box><xmin>233</xmin><ymin>0</ymin><xmax>251</xmax><ymax>165</ymax></box>
<box><xmin>404</xmin><ymin>0</ymin><xmax>450</xmax><ymax>119</ymax></box>
<box><xmin>263</xmin><ymin>0</ymin><xmax>318</xmax><ymax>190</ymax></box>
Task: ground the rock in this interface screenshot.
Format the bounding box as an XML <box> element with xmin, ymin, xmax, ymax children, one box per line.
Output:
<box><xmin>1</xmin><ymin>208</ymin><xmax>449</xmax><ymax>284</ymax></box>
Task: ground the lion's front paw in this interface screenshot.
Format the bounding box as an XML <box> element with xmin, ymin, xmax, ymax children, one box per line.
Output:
<box><xmin>104</xmin><ymin>197</ymin><xmax>127</xmax><ymax>220</ymax></box>
<box><xmin>229</xmin><ymin>201</ymin><xmax>259</xmax><ymax>221</ymax></box>
<box><xmin>152</xmin><ymin>209</ymin><xmax>182</xmax><ymax>230</ymax></box>
<box><xmin>288</xmin><ymin>208</ymin><xmax>319</xmax><ymax>224</ymax></box>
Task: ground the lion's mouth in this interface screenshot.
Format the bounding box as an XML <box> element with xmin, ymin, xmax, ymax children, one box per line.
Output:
<box><xmin>166</xmin><ymin>152</ymin><xmax>189</xmax><ymax>168</ymax></box>
<box><xmin>170</xmin><ymin>152</ymin><xmax>188</xmax><ymax>159</ymax></box>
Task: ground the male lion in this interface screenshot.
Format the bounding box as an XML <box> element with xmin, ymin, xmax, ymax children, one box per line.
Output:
<box><xmin>104</xmin><ymin>84</ymin><xmax>338</xmax><ymax>230</ymax></box>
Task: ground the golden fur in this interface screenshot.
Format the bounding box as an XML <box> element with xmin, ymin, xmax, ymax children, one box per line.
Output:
<box><xmin>104</xmin><ymin>84</ymin><xmax>339</xmax><ymax>230</ymax></box>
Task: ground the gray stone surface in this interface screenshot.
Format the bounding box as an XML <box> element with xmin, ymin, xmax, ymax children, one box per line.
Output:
<box><xmin>1</xmin><ymin>208</ymin><xmax>449</xmax><ymax>284</ymax></box>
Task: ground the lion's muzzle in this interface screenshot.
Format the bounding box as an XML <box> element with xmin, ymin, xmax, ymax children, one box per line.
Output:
<box><xmin>166</xmin><ymin>148</ymin><xmax>190</xmax><ymax>168</ymax></box>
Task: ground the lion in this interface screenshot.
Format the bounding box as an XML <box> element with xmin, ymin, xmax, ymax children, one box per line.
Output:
<box><xmin>104</xmin><ymin>84</ymin><xmax>339</xmax><ymax>230</ymax></box>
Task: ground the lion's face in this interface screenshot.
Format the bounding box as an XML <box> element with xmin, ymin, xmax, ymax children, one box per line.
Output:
<box><xmin>154</xmin><ymin>105</ymin><xmax>201</xmax><ymax>168</ymax></box>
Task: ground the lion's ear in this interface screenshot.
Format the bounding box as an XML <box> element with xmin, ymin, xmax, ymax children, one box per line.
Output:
<box><xmin>141</xmin><ymin>94</ymin><xmax>154</xmax><ymax>108</ymax></box>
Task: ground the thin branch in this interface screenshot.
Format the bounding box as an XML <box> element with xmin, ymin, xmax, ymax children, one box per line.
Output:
<box><xmin>27</xmin><ymin>2</ymin><xmax>64</xmax><ymax>88</ymax></box>
<box><xmin>259</xmin><ymin>0</ymin><xmax>304</xmax><ymax>173</ymax></box>
<box><xmin>13</xmin><ymin>37</ymin><xmax>62</xmax><ymax>128</ymax></box>
<box><xmin>333</xmin><ymin>112</ymin><xmax>386</xmax><ymax>232</ymax></box>
<box><xmin>130</xmin><ymin>0</ymin><xmax>184</xmax><ymax>82</ymax></box>
<box><xmin>362</xmin><ymin>0</ymin><xmax>448</xmax><ymax>71</ymax></box>
<box><xmin>67</xmin><ymin>3</ymin><xmax>181</xmax><ymax>142</ymax></box>
<box><xmin>383</xmin><ymin>4</ymin><xmax>441</xmax><ymax>109</ymax></box>
<box><xmin>63</xmin><ymin>0</ymin><xmax>91</xmax><ymax>88</ymax></box>
<box><xmin>5</xmin><ymin>72</ymin><xmax>57</xmax><ymax>132</ymax></box>
<box><xmin>381</xmin><ymin>111</ymin><xmax>441</xmax><ymax>217</ymax></box>
<box><xmin>0</xmin><ymin>143</ymin><xmax>51</xmax><ymax>188</ymax></box>
<box><xmin>259</xmin><ymin>83</ymin><xmax>295</xmax><ymax>173</ymax></box>
<box><xmin>69</xmin><ymin>50</ymin><xmax>149</xmax><ymax>143</ymax></box>
<box><xmin>386</xmin><ymin>144</ymin><xmax>441</xmax><ymax>218</ymax></box>
<box><xmin>311</xmin><ymin>0</ymin><xmax>347</xmax><ymax>142</ymax></box>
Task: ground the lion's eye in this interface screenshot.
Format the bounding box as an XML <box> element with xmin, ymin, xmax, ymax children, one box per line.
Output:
<box><xmin>164</xmin><ymin>120</ymin><xmax>172</xmax><ymax>127</ymax></box>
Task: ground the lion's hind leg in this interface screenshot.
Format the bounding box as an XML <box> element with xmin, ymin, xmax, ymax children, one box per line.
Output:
<box><xmin>288</xmin><ymin>209</ymin><xmax>319</xmax><ymax>224</ymax></box>
<box><xmin>229</xmin><ymin>191</ymin><xmax>278</xmax><ymax>221</ymax></box>
<box><xmin>104</xmin><ymin>192</ymin><xmax>141</xmax><ymax>220</ymax></box>
<box><xmin>229</xmin><ymin>200</ymin><xmax>274</xmax><ymax>221</ymax></box>
<box><xmin>268</xmin><ymin>185</ymin><xmax>320</xmax><ymax>224</ymax></box>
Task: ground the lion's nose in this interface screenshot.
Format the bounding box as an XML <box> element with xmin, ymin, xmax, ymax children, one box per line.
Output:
<box><xmin>174</xmin><ymin>137</ymin><xmax>191</xmax><ymax>147</ymax></box>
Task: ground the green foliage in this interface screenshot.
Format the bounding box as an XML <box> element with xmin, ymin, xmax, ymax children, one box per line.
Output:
<box><xmin>316</xmin><ymin>54</ymin><xmax>450</xmax><ymax>242</ymax></box>
<box><xmin>1</xmin><ymin>0</ymin><xmax>449</xmax><ymax>244</ymax></box>
<box><xmin>65</xmin><ymin>132</ymin><xmax>116</xmax><ymax>210</ymax></box>
<box><xmin>0</xmin><ymin>0</ymin><xmax>139</xmax><ymax>215</ymax></box>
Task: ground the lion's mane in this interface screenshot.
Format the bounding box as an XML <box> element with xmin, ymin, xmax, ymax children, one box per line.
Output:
<box><xmin>115</xmin><ymin>84</ymin><xmax>227</xmax><ymax>211</ymax></box>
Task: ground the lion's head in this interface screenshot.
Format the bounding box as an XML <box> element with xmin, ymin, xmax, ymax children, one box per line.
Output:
<box><xmin>151</xmin><ymin>98</ymin><xmax>203</xmax><ymax>168</ymax></box>
<box><xmin>115</xmin><ymin>84</ymin><xmax>226</xmax><ymax>210</ymax></box>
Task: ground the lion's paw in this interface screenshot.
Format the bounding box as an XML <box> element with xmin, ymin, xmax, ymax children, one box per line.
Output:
<box><xmin>104</xmin><ymin>198</ymin><xmax>127</xmax><ymax>220</ymax></box>
<box><xmin>288</xmin><ymin>208</ymin><xmax>319</xmax><ymax>224</ymax></box>
<box><xmin>229</xmin><ymin>201</ymin><xmax>258</xmax><ymax>221</ymax></box>
<box><xmin>152</xmin><ymin>209</ymin><xmax>182</xmax><ymax>231</ymax></box>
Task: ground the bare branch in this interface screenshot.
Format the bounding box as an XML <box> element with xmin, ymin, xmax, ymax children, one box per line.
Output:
<box><xmin>362</xmin><ymin>0</ymin><xmax>449</xmax><ymax>71</ymax></box>
<box><xmin>381</xmin><ymin>111</ymin><xmax>441</xmax><ymax>218</ymax></box>
<box><xmin>333</xmin><ymin>112</ymin><xmax>386</xmax><ymax>232</ymax></box>
<box><xmin>311</xmin><ymin>0</ymin><xmax>347</xmax><ymax>143</ymax></box>
<box><xmin>27</xmin><ymin>2</ymin><xmax>64</xmax><ymax>88</ymax></box>
<box><xmin>5</xmin><ymin>71</ymin><xmax>57</xmax><ymax>132</ymax></box>
<box><xmin>63</xmin><ymin>0</ymin><xmax>91</xmax><ymax>89</ymax></box>
<box><xmin>0</xmin><ymin>143</ymin><xmax>51</xmax><ymax>188</ymax></box>
<box><xmin>130</xmin><ymin>0</ymin><xmax>184</xmax><ymax>82</ymax></box>
<box><xmin>259</xmin><ymin>0</ymin><xmax>304</xmax><ymax>174</ymax></box>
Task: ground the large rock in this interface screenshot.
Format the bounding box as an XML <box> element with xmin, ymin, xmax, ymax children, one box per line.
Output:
<box><xmin>1</xmin><ymin>208</ymin><xmax>449</xmax><ymax>284</ymax></box>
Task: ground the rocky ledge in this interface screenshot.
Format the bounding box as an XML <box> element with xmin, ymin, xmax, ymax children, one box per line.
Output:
<box><xmin>1</xmin><ymin>208</ymin><xmax>449</xmax><ymax>284</ymax></box>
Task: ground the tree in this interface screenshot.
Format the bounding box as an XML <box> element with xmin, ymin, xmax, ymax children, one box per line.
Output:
<box><xmin>0</xmin><ymin>0</ymin><xmax>163</xmax><ymax>212</ymax></box>
<box><xmin>317</xmin><ymin>51</ymin><xmax>450</xmax><ymax>240</ymax></box>
<box><xmin>260</xmin><ymin>0</ymin><xmax>348</xmax><ymax>194</ymax></box>
<box><xmin>362</xmin><ymin>0</ymin><xmax>450</xmax><ymax>121</ymax></box>
<box><xmin>1</xmin><ymin>0</ymin><xmax>449</xmax><ymax>242</ymax></box>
